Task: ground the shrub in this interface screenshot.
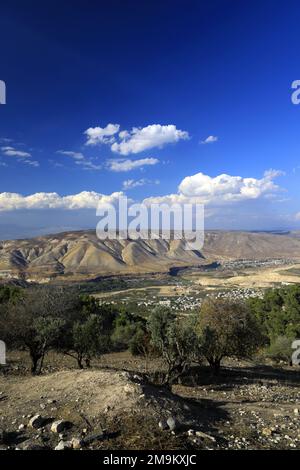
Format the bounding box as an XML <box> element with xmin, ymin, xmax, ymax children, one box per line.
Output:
<box><xmin>248</xmin><ymin>285</ymin><xmax>300</xmax><ymax>341</ymax></box>
<box><xmin>264</xmin><ymin>335</ymin><xmax>295</xmax><ymax>363</ymax></box>
<box><xmin>196</xmin><ymin>298</ymin><xmax>264</xmax><ymax>374</ymax></box>
<box><xmin>112</xmin><ymin>310</ymin><xmax>150</xmax><ymax>356</ymax></box>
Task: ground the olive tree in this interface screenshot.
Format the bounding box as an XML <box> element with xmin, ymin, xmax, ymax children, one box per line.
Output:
<box><xmin>147</xmin><ymin>307</ymin><xmax>198</xmax><ymax>385</ymax></box>
<box><xmin>1</xmin><ymin>287</ymin><xmax>80</xmax><ymax>374</ymax></box>
<box><xmin>61</xmin><ymin>295</ymin><xmax>117</xmax><ymax>368</ymax></box>
<box><xmin>196</xmin><ymin>298</ymin><xmax>263</xmax><ymax>374</ymax></box>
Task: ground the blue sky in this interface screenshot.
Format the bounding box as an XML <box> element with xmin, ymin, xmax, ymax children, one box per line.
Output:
<box><xmin>0</xmin><ymin>0</ymin><xmax>300</xmax><ymax>238</ymax></box>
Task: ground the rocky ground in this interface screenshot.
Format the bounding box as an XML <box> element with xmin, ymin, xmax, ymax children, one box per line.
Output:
<box><xmin>0</xmin><ymin>352</ymin><xmax>300</xmax><ymax>450</ymax></box>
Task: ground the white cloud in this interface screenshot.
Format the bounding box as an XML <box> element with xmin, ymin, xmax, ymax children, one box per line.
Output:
<box><xmin>119</xmin><ymin>130</ymin><xmax>130</xmax><ymax>140</ymax></box>
<box><xmin>23</xmin><ymin>160</ymin><xmax>39</xmax><ymax>167</ymax></box>
<box><xmin>201</xmin><ymin>135</ymin><xmax>218</xmax><ymax>144</ymax></box>
<box><xmin>295</xmin><ymin>212</ymin><xmax>300</xmax><ymax>221</ymax></box>
<box><xmin>1</xmin><ymin>146</ymin><xmax>31</xmax><ymax>158</ymax></box>
<box><xmin>0</xmin><ymin>191</ymin><xmax>124</xmax><ymax>212</ymax></box>
<box><xmin>84</xmin><ymin>123</ymin><xmax>120</xmax><ymax>146</ymax></box>
<box><xmin>57</xmin><ymin>151</ymin><xmax>85</xmax><ymax>161</ymax></box>
<box><xmin>178</xmin><ymin>170</ymin><xmax>282</xmax><ymax>203</ymax></box>
<box><xmin>111</xmin><ymin>124</ymin><xmax>189</xmax><ymax>155</ymax></box>
<box><xmin>143</xmin><ymin>170</ymin><xmax>283</xmax><ymax>207</ymax></box>
<box><xmin>122</xmin><ymin>178</ymin><xmax>160</xmax><ymax>190</ymax></box>
<box><xmin>107</xmin><ymin>157</ymin><xmax>159</xmax><ymax>172</ymax></box>
<box><xmin>57</xmin><ymin>150</ymin><xmax>101</xmax><ymax>171</ymax></box>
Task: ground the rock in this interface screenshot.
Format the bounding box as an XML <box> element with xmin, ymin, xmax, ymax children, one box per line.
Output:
<box><xmin>54</xmin><ymin>440</ymin><xmax>73</xmax><ymax>451</ymax></box>
<box><xmin>51</xmin><ymin>420</ymin><xmax>71</xmax><ymax>433</ymax></box>
<box><xmin>167</xmin><ymin>416</ymin><xmax>178</xmax><ymax>432</ymax></box>
<box><xmin>29</xmin><ymin>415</ymin><xmax>45</xmax><ymax>429</ymax></box>
<box><xmin>261</xmin><ymin>428</ymin><xmax>273</xmax><ymax>437</ymax></box>
<box><xmin>195</xmin><ymin>431</ymin><xmax>216</xmax><ymax>442</ymax></box>
<box><xmin>71</xmin><ymin>437</ymin><xmax>83</xmax><ymax>449</ymax></box>
<box><xmin>187</xmin><ymin>429</ymin><xmax>195</xmax><ymax>436</ymax></box>
<box><xmin>294</xmin><ymin>408</ymin><xmax>299</xmax><ymax>415</ymax></box>
<box><xmin>18</xmin><ymin>424</ymin><xmax>25</xmax><ymax>431</ymax></box>
<box><xmin>158</xmin><ymin>420</ymin><xmax>168</xmax><ymax>430</ymax></box>
<box><xmin>123</xmin><ymin>384</ymin><xmax>133</xmax><ymax>394</ymax></box>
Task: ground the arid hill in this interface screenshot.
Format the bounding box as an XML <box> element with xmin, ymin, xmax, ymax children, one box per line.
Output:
<box><xmin>0</xmin><ymin>230</ymin><xmax>300</xmax><ymax>280</ymax></box>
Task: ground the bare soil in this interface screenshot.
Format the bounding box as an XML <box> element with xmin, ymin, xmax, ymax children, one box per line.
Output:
<box><xmin>1</xmin><ymin>351</ymin><xmax>300</xmax><ymax>450</ymax></box>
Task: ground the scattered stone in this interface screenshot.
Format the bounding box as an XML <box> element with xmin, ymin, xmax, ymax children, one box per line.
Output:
<box><xmin>47</xmin><ymin>399</ymin><xmax>56</xmax><ymax>404</ymax></box>
<box><xmin>261</xmin><ymin>428</ymin><xmax>273</xmax><ymax>437</ymax></box>
<box><xmin>71</xmin><ymin>437</ymin><xmax>83</xmax><ymax>449</ymax></box>
<box><xmin>29</xmin><ymin>415</ymin><xmax>45</xmax><ymax>429</ymax></box>
<box><xmin>195</xmin><ymin>430</ymin><xmax>216</xmax><ymax>442</ymax></box>
<box><xmin>18</xmin><ymin>424</ymin><xmax>25</xmax><ymax>431</ymax></box>
<box><xmin>51</xmin><ymin>420</ymin><xmax>71</xmax><ymax>433</ymax></box>
<box><xmin>158</xmin><ymin>420</ymin><xmax>168</xmax><ymax>430</ymax></box>
<box><xmin>294</xmin><ymin>408</ymin><xmax>299</xmax><ymax>416</ymax></box>
<box><xmin>167</xmin><ymin>416</ymin><xmax>178</xmax><ymax>432</ymax></box>
<box><xmin>54</xmin><ymin>440</ymin><xmax>73</xmax><ymax>451</ymax></box>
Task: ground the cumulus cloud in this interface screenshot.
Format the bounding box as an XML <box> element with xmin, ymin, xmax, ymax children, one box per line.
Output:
<box><xmin>143</xmin><ymin>170</ymin><xmax>283</xmax><ymax>207</ymax></box>
<box><xmin>84</xmin><ymin>123</ymin><xmax>120</xmax><ymax>146</ymax></box>
<box><xmin>107</xmin><ymin>157</ymin><xmax>159</xmax><ymax>172</ymax></box>
<box><xmin>122</xmin><ymin>178</ymin><xmax>160</xmax><ymax>190</ymax></box>
<box><xmin>111</xmin><ymin>124</ymin><xmax>189</xmax><ymax>155</ymax></box>
<box><xmin>1</xmin><ymin>146</ymin><xmax>31</xmax><ymax>158</ymax></box>
<box><xmin>84</xmin><ymin>123</ymin><xmax>189</xmax><ymax>154</ymax></box>
<box><xmin>201</xmin><ymin>135</ymin><xmax>218</xmax><ymax>144</ymax></box>
<box><xmin>0</xmin><ymin>191</ymin><xmax>124</xmax><ymax>212</ymax></box>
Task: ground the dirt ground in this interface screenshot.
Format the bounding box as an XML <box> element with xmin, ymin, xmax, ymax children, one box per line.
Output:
<box><xmin>1</xmin><ymin>351</ymin><xmax>300</xmax><ymax>450</ymax></box>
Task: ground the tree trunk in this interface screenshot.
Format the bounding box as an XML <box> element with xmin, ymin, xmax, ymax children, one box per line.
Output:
<box><xmin>77</xmin><ymin>355</ymin><xmax>83</xmax><ymax>369</ymax></box>
<box><xmin>209</xmin><ymin>358</ymin><xmax>221</xmax><ymax>375</ymax></box>
<box><xmin>30</xmin><ymin>354</ymin><xmax>41</xmax><ymax>374</ymax></box>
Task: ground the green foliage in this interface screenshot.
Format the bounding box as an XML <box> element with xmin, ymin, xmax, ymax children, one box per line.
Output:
<box><xmin>248</xmin><ymin>285</ymin><xmax>300</xmax><ymax>341</ymax></box>
<box><xmin>1</xmin><ymin>286</ymin><xmax>80</xmax><ymax>374</ymax></box>
<box><xmin>196</xmin><ymin>298</ymin><xmax>263</xmax><ymax>374</ymax></box>
<box><xmin>61</xmin><ymin>295</ymin><xmax>117</xmax><ymax>368</ymax></box>
<box><xmin>147</xmin><ymin>307</ymin><xmax>198</xmax><ymax>384</ymax></box>
<box><xmin>0</xmin><ymin>285</ymin><xmax>22</xmax><ymax>304</ymax></box>
<box><xmin>112</xmin><ymin>310</ymin><xmax>149</xmax><ymax>355</ymax></box>
<box><xmin>265</xmin><ymin>335</ymin><xmax>294</xmax><ymax>363</ymax></box>
<box><xmin>71</xmin><ymin>314</ymin><xmax>110</xmax><ymax>368</ymax></box>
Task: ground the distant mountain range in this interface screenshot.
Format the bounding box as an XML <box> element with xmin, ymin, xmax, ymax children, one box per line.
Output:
<box><xmin>0</xmin><ymin>230</ymin><xmax>300</xmax><ymax>281</ymax></box>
